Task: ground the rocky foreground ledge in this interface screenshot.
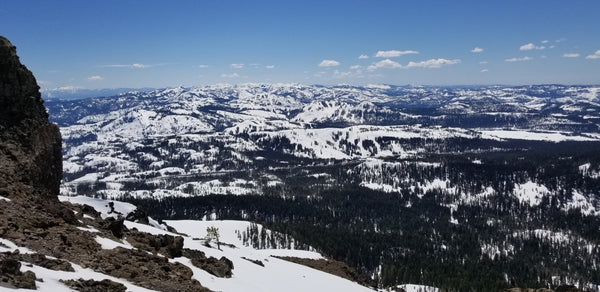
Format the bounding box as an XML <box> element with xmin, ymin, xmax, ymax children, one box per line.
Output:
<box><xmin>0</xmin><ymin>36</ymin><xmax>214</xmax><ymax>291</ymax></box>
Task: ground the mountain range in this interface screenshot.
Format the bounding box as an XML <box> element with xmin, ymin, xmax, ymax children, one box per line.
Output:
<box><xmin>4</xmin><ymin>33</ymin><xmax>598</xmax><ymax>291</ymax></box>
<box><xmin>45</xmin><ymin>83</ymin><xmax>600</xmax><ymax>290</ymax></box>
<box><xmin>0</xmin><ymin>36</ymin><xmax>386</xmax><ymax>292</ymax></box>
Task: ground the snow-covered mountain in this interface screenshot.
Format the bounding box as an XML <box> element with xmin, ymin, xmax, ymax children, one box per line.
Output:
<box><xmin>46</xmin><ymin>84</ymin><xmax>600</xmax><ymax>291</ymax></box>
<box><xmin>8</xmin><ymin>31</ymin><xmax>597</xmax><ymax>291</ymax></box>
<box><xmin>47</xmin><ymin>84</ymin><xmax>600</xmax><ymax>211</ymax></box>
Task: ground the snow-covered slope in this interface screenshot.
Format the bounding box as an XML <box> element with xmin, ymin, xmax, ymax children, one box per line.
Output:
<box><xmin>40</xmin><ymin>84</ymin><xmax>600</xmax><ymax>290</ymax></box>
<box><xmin>47</xmin><ymin>84</ymin><xmax>600</xmax><ymax>217</ymax></box>
<box><xmin>0</xmin><ymin>196</ymin><xmax>376</xmax><ymax>292</ymax></box>
<box><xmin>0</xmin><ymin>237</ymin><xmax>157</xmax><ymax>292</ymax></box>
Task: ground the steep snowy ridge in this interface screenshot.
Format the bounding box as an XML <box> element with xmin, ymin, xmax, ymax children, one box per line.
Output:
<box><xmin>292</xmin><ymin>100</ymin><xmax>380</xmax><ymax>125</ymax></box>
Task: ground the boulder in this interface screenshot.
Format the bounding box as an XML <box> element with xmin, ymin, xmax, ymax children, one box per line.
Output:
<box><xmin>61</xmin><ymin>278</ymin><xmax>127</xmax><ymax>292</ymax></box>
<box><xmin>183</xmin><ymin>248</ymin><xmax>234</xmax><ymax>278</ymax></box>
<box><xmin>0</xmin><ymin>253</ymin><xmax>37</xmax><ymax>289</ymax></box>
<box><xmin>101</xmin><ymin>217</ymin><xmax>126</xmax><ymax>239</ymax></box>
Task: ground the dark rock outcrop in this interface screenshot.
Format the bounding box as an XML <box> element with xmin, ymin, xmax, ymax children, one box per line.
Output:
<box><xmin>81</xmin><ymin>204</ymin><xmax>101</xmax><ymax>219</ymax></box>
<box><xmin>91</xmin><ymin>247</ymin><xmax>208</xmax><ymax>292</ymax></box>
<box><xmin>2</xmin><ymin>251</ymin><xmax>74</xmax><ymax>272</ymax></box>
<box><xmin>0</xmin><ymin>36</ymin><xmax>212</xmax><ymax>292</ymax></box>
<box><xmin>101</xmin><ymin>217</ymin><xmax>126</xmax><ymax>239</ymax></box>
<box><xmin>0</xmin><ymin>37</ymin><xmax>45</xmax><ymax>123</ymax></box>
<box><xmin>125</xmin><ymin>207</ymin><xmax>149</xmax><ymax>225</ymax></box>
<box><xmin>0</xmin><ymin>36</ymin><xmax>77</xmax><ymax>253</ymax></box>
<box><xmin>0</xmin><ymin>252</ymin><xmax>38</xmax><ymax>289</ymax></box>
<box><xmin>241</xmin><ymin>256</ymin><xmax>264</xmax><ymax>267</ymax></box>
<box><xmin>183</xmin><ymin>248</ymin><xmax>234</xmax><ymax>278</ymax></box>
<box><xmin>61</xmin><ymin>278</ymin><xmax>127</xmax><ymax>292</ymax></box>
<box><xmin>0</xmin><ymin>36</ymin><xmax>63</xmax><ymax>202</ymax></box>
<box><xmin>127</xmin><ymin>230</ymin><xmax>185</xmax><ymax>258</ymax></box>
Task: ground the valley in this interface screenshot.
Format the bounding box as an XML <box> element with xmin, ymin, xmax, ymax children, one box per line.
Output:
<box><xmin>46</xmin><ymin>84</ymin><xmax>600</xmax><ymax>291</ymax></box>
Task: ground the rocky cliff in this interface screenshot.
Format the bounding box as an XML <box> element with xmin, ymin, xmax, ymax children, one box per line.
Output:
<box><xmin>0</xmin><ymin>36</ymin><xmax>62</xmax><ymax>202</ymax></box>
<box><xmin>0</xmin><ymin>36</ymin><xmax>210</xmax><ymax>291</ymax></box>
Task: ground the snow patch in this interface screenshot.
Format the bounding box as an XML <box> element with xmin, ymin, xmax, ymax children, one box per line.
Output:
<box><xmin>579</xmin><ymin>163</ymin><xmax>600</xmax><ymax>178</ymax></box>
<box><xmin>565</xmin><ymin>190</ymin><xmax>599</xmax><ymax>216</ymax></box>
<box><xmin>513</xmin><ymin>181</ymin><xmax>550</xmax><ymax>207</ymax></box>
<box><xmin>58</xmin><ymin>195</ymin><xmax>137</xmax><ymax>219</ymax></box>
<box><xmin>95</xmin><ymin>236</ymin><xmax>134</xmax><ymax>250</ymax></box>
<box><xmin>398</xmin><ymin>284</ymin><xmax>440</xmax><ymax>292</ymax></box>
<box><xmin>76</xmin><ymin>226</ymin><xmax>100</xmax><ymax>233</ymax></box>
<box><xmin>481</xmin><ymin>130</ymin><xmax>598</xmax><ymax>142</ymax></box>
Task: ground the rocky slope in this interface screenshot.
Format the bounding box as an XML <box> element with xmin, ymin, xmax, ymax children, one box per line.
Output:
<box><xmin>0</xmin><ymin>36</ymin><xmax>63</xmax><ymax>204</ymax></box>
<box><xmin>0</xmin><ymin>36</ymin><xmax>210</xmax><ymax>291</ymax></box>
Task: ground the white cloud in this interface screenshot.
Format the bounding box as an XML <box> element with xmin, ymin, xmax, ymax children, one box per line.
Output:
<box><xmin>479</xmin><ymin>61</ymin><xmax>488</xmax><ymax>64</ymax></box>
<box><xmin>586</xmin><ymin>50</ymin><xmax>600</xmax><ymax>59</ymax></box>
<box><xmin>471</xmin><ymin>47</ymin><xmax>484</xmax><ymax>53</ymax></box>
<box><xmin>520</xmin><ymin>43</ymin><xmax>535</xmax><ymax>50</ymax></box>
<box><xmin>505</xmin><ymin>56</ymin><xmax>533</xmax><ymax>62</ymax></box>
<box><xmin>368</xmin><ymin>58</ymin><xmax>460</xmax><ymax>70</ymax></box>
<box><xmin>405</xmin><ymin>58</ymin><xmax>461</xmax><ymax>68</ymax></box>
<box><xmin>198</xmin><ymin>64</ymin><xmax>209</xmax><ymax>68</ymax></box>
<box><xmin>101</xmin><ymin>63</ymin><xmax>151</xmax><ymax>68</ymax></box>
<box><xmin>480</xmin><ymin>69</ymin><xmax>489</xmax><ymax>73</ymax></box>
<box><xmin>319</xmin><ymin>59</ymin><xmax>340</xmax><ymax>67</ymax></box>
<box><xmin>266</xmin><ymin>65</ymin><xmax>275</xmax><ymax>69</ymax></box>
<box><xmin>375</xmin><ymin>50</ymin><xmax>419</xmax><ymax>58</ymax></box>
<box><xmin>54</xmin><ymin>86</ymin><xmax>83</xmax><ymax>91</ymax></box>
<box><xmin>221</xmin><ymin>73</ymin><xmax>240</xmax><ymax>78</ymax></box>
<box><xmin>542</xmin><ymin>40</ymin><xmax>549</xmax><ymax>44</ymax></box>
<box><xmin>366</xmin><ymin>84</ymin><xmax>391</xmax><ymax>89</ymax></box>
<box><xmin>367</xmin><ymin>59</ymin><xmax>403</xmax><ymax>70</ymax></box>
<box><xmin>563</xmin><ymin>53</ymin><xmax>580</xmax><ymax>58</ymax></box>
<box><xmin>350</xmin><ymin>65</ymin><xmax>362</xmax><ymax>70</ymax></box>
<box><xmin>520</xmin><ymin>43</ymin><xmax>545</xmax><ymax>51</ymax></box>
<box><xmin>87</xmin><ymin>75</ymin><xmax>103</xmax><ymax>81</ymax></box>
<box><xmin>230</xmin><ymin>63</ymin><xmax>244</xmax><ymax>69</ymax></box>
<box><xmin>358</xmin><ymin>54</ymin><xmax>369</xmax><ymax>59</ymax></box>
<box><xmin>333</xmin><ymin>70</ymin><xmax>352</xmax><ymax>77</ymax></box>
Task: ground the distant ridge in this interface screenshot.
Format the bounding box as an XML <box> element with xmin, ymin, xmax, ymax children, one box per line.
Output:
<box><xmin>41</xmin><ymin>87</ymin><xmax>155</xmax><ymax>100</ymax></box>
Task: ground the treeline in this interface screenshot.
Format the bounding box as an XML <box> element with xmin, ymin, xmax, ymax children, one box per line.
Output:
<box><xmin>100</xmin><ymin>139</ymin><xmax>600</xmax><ymax>291</ymax></box>
<box><xmin>126</xmin><ymin>185</ymin><xmax>600</xmax><ymax>291</ymax></box>
<box><xmin>238</xmin><ymin>222</ymin><xmax>309</xmax><ymax>250</ymax></box>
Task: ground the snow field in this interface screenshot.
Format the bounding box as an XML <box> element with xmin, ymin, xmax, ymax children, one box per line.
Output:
<box><xmin>50</xmin><ymin>196</ymin><xmax>378</xmax><ymax>292</ymax></box>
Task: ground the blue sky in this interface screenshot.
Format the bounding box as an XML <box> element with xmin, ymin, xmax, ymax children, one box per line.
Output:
<box><xmin>2</xmin><ymin>0</ymin><xmax>599</xmax><ymax>90</ymax></box>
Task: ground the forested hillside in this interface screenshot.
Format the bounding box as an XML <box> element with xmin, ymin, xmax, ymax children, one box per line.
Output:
<box><xmin>48</xmin><ymin>84</ymin><xmax>600</xmax><ymax>291</ymax></box>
